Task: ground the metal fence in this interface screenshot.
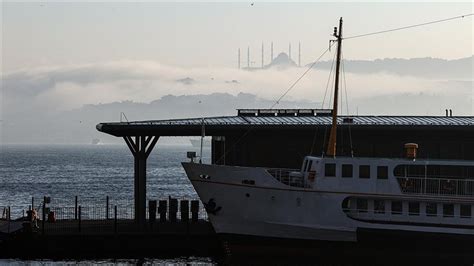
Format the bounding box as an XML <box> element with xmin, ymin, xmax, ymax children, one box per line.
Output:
<box><xmin>2</xmin><ymin>197</ymin><xmax>210</xmax><ymax>235</ymax></box>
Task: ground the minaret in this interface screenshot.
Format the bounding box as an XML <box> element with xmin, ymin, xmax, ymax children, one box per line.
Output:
<box><xmin>247</xmin><ymin>46</ymin><xmax>250</xmax><ymax>68</ymax></box>
<box><xmin>271</xmin><ymin>42</ymin><xmax>274</xmax><ymax>62</ymax></box>
<box><xmin>289</xmin><ymin>43</ymin><xmax>292</xmax><ymax>60</ymax></box>
<box><xmin>298</xmin><ymin>42</ymin><xmax>301</xmax><ymax>67</ymax></box>
<box><xmin>238</xmin><ymin>48</ymin><xmax>241</xmax><ymax>69</ymax></box>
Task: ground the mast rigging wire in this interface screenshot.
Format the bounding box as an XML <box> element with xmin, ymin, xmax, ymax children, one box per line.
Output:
<box><xmin>341</xmin><ymin>52</ymin><xmax>354</xmax><ymax>157</ymax></box>
<box><xmin>344</xmin><ymin>13</ymin><xmax>473</xmax><ymax>40</ymax></box>
<box><xmin>270</xmin><ymin>42</ymin><xmax>336</xmax><ymax>109</ymax></box>
<box><xmin>321</xmin><ymin>49</ymin><xmax>337</xmax><ymax>109</ymax></box>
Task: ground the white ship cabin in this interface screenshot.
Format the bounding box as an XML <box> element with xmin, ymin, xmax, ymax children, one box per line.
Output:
<box><xmin>267</xmin><ymin>144</ymin><xmax>474</xmax><ymax>226</ymax></box>
<box><xmin>267</xmin><ymin>154</ymin><xmax>474</xmax><ymax>197</ymax></box>
<box><xmin>298</xmin><ymin>155</ymin><xmax>474</xmax><ymax>197</ymax></box>
<box><xmin>271</xmin><ymin>144</ymin><xmax>473</xmax><ymax>196</ymax></box>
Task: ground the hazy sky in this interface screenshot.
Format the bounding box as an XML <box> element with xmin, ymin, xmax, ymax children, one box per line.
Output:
<box><xmin>1</xmin><ymin>2</ymin><xmax>473</xmax><ymax>144</ymax></box>
<box><xmin>2</xmin><ymin>2</ymin><xmax>472</xmax><ymax>71</ymax></box>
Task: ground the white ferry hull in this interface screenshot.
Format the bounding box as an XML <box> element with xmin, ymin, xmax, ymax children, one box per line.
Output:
<box><xmin>183</xmin><ymin>162</ymin><xmax>357</xmax><ymax>242</ymax></box>
<box><xmin>182</xmin><ymin>162</ymin><xmax>474</xmax><ymax>244</ymax></box>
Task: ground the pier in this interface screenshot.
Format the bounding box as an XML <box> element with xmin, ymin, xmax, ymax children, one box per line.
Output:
<box><xmin>0</xmin><ymin>197</ymin><xmax>221</xmax><ymax>259</ymax></box>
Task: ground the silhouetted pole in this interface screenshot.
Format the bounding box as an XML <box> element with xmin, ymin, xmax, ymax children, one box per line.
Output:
<box><xmin>327</xmin><ymin>17</ymin><xmax>343</xmax><ymax>157</ymax></box>
<box><xmin>298</xmin><ymin>42</ymin><xmax>301</xmax><ymax>67</ymax></box>
<box><xmin>271</xmin><ymin>42</ymin><xmax>274</xmax><ymax>62</ymax></box>
<box><xmin>238</xmin><ymin>48</ymin><xmax>241</xmax><ymax>69</ymax></box>
<box><xmin>247</xmin><ymin>46</ymin><xmax>250</xmax><ymax>68</ymax></box>
<box><xmin>289</xmin><ymin>42</ymin><xmax>292</xmax><ymax>60</ymax></box>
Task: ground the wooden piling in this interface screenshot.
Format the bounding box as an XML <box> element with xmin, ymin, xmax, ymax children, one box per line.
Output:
<box><xmin>114</xmin><ymin>205</ymin><xmax>117</xmax><ymax>233</ymax></box>
<box><xmin>158</xmin><ymin>200</ymin><xmax>167</xmax><ymax>222</ymax></box>
<box><xmin>169</xmin><ymin>198</ymin><xmax>178</xmax><ymax>223</ymax></box>
<box><xmin>8</xmin><ymin>206</ymin><xmax>11</xmax><ymax>234</ymax></box>
<box><xmin>149</xmin><ymin>200</ymin><xmax>157</xmax><ymax>223</ymax></box>
<box><xmin>78</xmin><ymin>206</ymin><xmax>82</xmax><ymax>233</ymax></box>
<box><xmin>74</xmin><ymin>196</ymin><xmax>78</xmax><ymax>220</ymax></box>
<box><xmin>106</xmin><ymin>196</ymin><xmax>109</xmax><ymax>220</ymax></box>
<box><xmin>180</xmin><ymin>200</ymin><xmax>189</xmax><ymax>222</ymax></box>
<box><xmin>42</xmin><ymin>197</ymin><xmax>46</xmax><ymax>235</ymax></box>
<box><xmin>191</xmin><ymin>200</ymin><xmax>199</xmax><ymax>223</ymax></box>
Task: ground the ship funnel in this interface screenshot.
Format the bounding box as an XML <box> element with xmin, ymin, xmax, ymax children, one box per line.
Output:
<box><xmin>404</xmin><ymin>143</ymin><xmax>418</xmax><ymax>160</ymax></box>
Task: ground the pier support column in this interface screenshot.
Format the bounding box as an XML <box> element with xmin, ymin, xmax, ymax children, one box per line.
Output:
<box><xmin>124</xmin><ymin>135</ymin><xmax>159</xmax><ymax>225</ymax></box>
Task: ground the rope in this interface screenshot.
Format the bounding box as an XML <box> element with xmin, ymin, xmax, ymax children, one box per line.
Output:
<box><xmin>342</xmin><ymin>52</ymin><xmax>350</xmax><ymax>115</ymax></box>
<box><xmin>341</xmin><ymin>52</ymin><xmax>354</xmax><ymax>157</ymax></box>
<box><xmin>344</xmin><ymin>13</ymin><xmax>473</xmax><ymax>40</ymax></box>
<box><xmin>215</xmin><ymin>129</ymin><xmax>253</xmax><ymax>165</ymax></box>
<box><xmin>321</xmin><ymin>50</ymin><xmax>337</xmax><ymax>109</ymax></box>
<box><xmin>270</xmin><ymin>42</ymin><xmax>336</xmax><ymax>109</ymax></box>
<box><xmin>309</xmin><ymin>127</ymin><xmax>318</xmax><ymax>156</ymax></box>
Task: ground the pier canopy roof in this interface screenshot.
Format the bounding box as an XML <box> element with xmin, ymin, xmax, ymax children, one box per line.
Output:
<box><xmin>96</xmin><ymin>109</ymin><xmax>474</xmax><ymax>137</ymax></box>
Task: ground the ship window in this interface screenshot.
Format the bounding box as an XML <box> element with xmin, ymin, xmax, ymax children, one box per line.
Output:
<box><xmin>443</xmin><ymin>204</ymin><xmax>454</xmax><ymax>217</ymax></box>
<box><xmin>342</xmin><ymin>164</ymin><xmax>353</xmax><ymax>178</ymax></box>
<box><xmin>460</xmin><ymin>204</ymin><xmax>471</xmax><ymax>218</ymax></box>
<box><xmin>408</xmin><ymin>202</ymin><xmax>420</xmax><ymax>216</ymax></box>
<box><xmin>359</xmin><ymin>165</ymin><xmax>370</xmax><ymax>179</ymax></box>
<box><xmin>391</xmin><ymin>201</ymin><xmax>402</xmax><ymax>215</ymax></box>
<box><xmin>426</xmin><ymin>203</ymin><xmax>437</xmax><ymax>217</ymax></box>
<box><xmin>374</xmin><ymin>200</ymin><xmax>385</xmax><ymax>214</ymax></box>
<box><xmin>325</xmin><ymin>163</ymin><xmax>336</xmax><ymax>177</ymax></box>
<box><xmin>377</xmin><ymin>166</ymin><xmax>388</xmax><ymax>179</ymax></box>
<box><xmin>356</xmin><ymin>198</ymin><xmax>368</xmax><ymax>213</ymax></box>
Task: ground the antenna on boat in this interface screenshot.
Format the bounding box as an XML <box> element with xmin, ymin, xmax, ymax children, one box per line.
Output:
<box><xmin>326</xmin><ymin>17</ymin><xmax>343</xmax><ymax>157</ymax></box>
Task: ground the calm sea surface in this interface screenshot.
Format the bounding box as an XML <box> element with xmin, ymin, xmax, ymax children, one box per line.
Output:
<box><xmin>0</xmin><ymin>144</ymin><xmax>214</xmax><ymax>265</ymax></box>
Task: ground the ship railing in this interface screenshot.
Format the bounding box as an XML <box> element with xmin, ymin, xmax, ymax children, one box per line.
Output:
<box><xmin>266</xmin><ymin>168</ymin><xmax>307</xmax><ymax>188</ymax></box>
<box><xmin>396</xmin><ymin>176</ymin><xmax>474</xmax><ymax>197</ymax></box>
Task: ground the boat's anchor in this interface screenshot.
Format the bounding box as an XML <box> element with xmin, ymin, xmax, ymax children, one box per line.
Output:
<box><xmin>204</xmin><ymin>198</ymin><xmax>222</xmax><ymax>215</ymax></box>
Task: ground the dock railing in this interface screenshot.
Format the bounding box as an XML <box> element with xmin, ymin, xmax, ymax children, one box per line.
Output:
<box><xmin>3</xmin><ymin>197</ymin><xmax>210</xmax><ymax>235</ymax></box>
<box><xmin>397</xmin><ymin>176</ymin><xmax>474</xmax><ymax>197</ymax></box>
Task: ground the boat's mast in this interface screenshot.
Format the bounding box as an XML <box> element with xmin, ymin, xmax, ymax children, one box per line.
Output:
<box><xmin>326</xmin><ymin>17</ymin><xmax>343</xmax><ymax>157</ymax></box>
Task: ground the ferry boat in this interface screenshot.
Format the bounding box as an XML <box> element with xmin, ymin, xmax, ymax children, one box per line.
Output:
<box><xmin>182</xmin><ymin>18</ymin><xmax>473</xmax><ymax>258</ymax></box>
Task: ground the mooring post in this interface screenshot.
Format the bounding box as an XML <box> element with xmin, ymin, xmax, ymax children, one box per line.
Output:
<box><xmin>106</xmin><ymin>196</ymin><xmax>109</xmax><ymax>220</ymax></box>
<box><xmin>191</xmin><ymin>200</ymin><xmax>199</xmax><ymax>223</ymax></box>
<box><xmin>149</xmin><ymin>200</ymin><xmax>157</xmax><ymax>230</ymax></box>
<box><xmin>169</xmin><ymin>198</ymin><xmax>178</xmax><ymax>223</ymax></box>
<box><xmin>7</xmin><ymin>206</ymin><xmax>11</xmax><ymax>234</ymax></box>
<box><xmin>123</xmin><ymin>135</ymin><xmax>159</xmax><ymax>226</ymax></box>
<box><xmin>74</xmin><ymin>196</ymin><xmax>78</xmax><ymax>220</ymax></box>
<box><xmin>42</xmin><ymin>197</ymin><xmax>46</xmax><ymax>235</ymax></box>
<box><xmin>78</xmin><ymin>206</ymin><xmax>82</xmax><ymax>233</ymax></box>
<box><xmin>180</xmin><ymin>200</ymin><xmax>189</xmax><ymax>222</ymax></box>
<box><xmin>114</xmin><ymin>205</ymin><xmax>117</xmax><ymax>234</ymax></box>
<box><xmin>158</xmin><ymin>200</ymin><xmax>167</xmax><ymax>223</ymax></box>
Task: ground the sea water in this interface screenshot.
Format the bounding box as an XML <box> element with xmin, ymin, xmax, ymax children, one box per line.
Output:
<box><xmin>0</xmin><ymin>143</ymin><xmax>215</xmax><ymax>265</ymax></box>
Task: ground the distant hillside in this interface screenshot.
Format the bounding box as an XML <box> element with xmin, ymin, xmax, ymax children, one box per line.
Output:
<box><xmin>309</xmin><ymin>56</ymin><xmax>473</xmax><ymax>79</ymax></box>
